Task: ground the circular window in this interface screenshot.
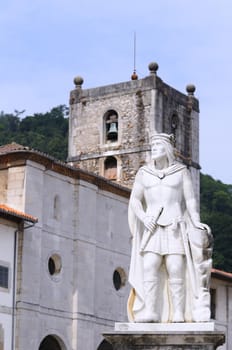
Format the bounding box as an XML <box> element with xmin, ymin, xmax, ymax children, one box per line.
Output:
<box><xmin>113</xmin><ymin>268</ymin><xmax>127</xmax><ymax>291</ymax></box>
<box><xmin>48</xmin><ymin>254</ymin><xmax>62</xmax><ymax>276</ymax></box>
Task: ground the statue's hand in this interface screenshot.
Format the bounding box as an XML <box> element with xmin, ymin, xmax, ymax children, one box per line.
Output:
<box><xmin>193</xmin><ymin>221</ymin><xmax>211</xmax><ymax>234</ymax></box>
<box><xmin>143</xmin><ymin>215</ymin><xmax>157</xmax><ymax>232</ymax></box>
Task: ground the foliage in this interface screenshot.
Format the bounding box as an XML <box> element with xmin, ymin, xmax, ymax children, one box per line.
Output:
<box><xmin>0</xmin><ymin>105</ymin><xmax>69</xmax><ymax>160</ymax></box>
<box><xmin>200</xmin><ymin>173</ymin><xmax>232</xmax><ymax>272</ymax></box>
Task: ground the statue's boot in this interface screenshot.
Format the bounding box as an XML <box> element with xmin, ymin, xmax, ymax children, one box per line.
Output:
<box><xmin>135</xmin><ymin>279</ymin><xmax>159</xmax><ymax>323</ymax></box>
<box><xmin>169</xmin><ymin>278</ymin><xmax>185</xmax><ymax>322</ymax></box>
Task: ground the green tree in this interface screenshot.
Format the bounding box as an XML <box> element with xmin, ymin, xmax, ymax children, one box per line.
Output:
<box><xmin>0</xmin><ymin>105</ymin><xmax>69</xmax><ymax>161</ymax></box>
<box><xmin>200</xmin><ymin>173</ymin><xmax>232</xmax><ymax>272</ymax></box>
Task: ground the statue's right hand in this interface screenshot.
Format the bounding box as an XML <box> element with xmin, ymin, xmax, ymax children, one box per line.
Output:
<box><xmin>143</xmin><ymin>215</ymin><xmax>157</xmax><ymax>232</ymax></box>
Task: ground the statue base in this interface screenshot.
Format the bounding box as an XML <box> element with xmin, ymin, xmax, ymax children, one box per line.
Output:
<box><xmin>114</xmin><ymin>322</ymin><xmax>215</xmax><ymax>332</ymax></box>
<box><xmin>103</xmin><ymin>323</ymin><xmax>225</xmax><ymax>350</ymax></box>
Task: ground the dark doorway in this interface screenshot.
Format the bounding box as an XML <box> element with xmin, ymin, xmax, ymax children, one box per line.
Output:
<box><xmin>39</xmin><ymin>335</ymin><xmax>62</xmax><ymax>350</ymax></box>
<box><xmin>97</xmin><ymin>339</ymin><xmax>113</xmax><ymax>350</ymax></box>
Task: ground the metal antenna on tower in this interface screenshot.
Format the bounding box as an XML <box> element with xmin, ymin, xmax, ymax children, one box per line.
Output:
<box><xmin>131</xmin><ymin>31</ymin><xmax>138</xmax><ymax>80</ymax></box>
<box><xmin>134</xmin><ymin>31</ymin><xmax>136</xmax><ymax>72</ymax></box>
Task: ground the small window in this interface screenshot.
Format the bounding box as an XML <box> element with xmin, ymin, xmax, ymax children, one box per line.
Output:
<box><xmin>104</xmin><ymin>157</ymin><xmax>117</xmax><ymax>180</ymax></box>
<box><xmin>113</xmin><ymin>268</ymin><xmax>127</xmax><ymax>291</ymax></box>
<box><xmin>0</xmin><ymin>265</ymin><xmax>9</xmax><ymax>289</ymax></box>
<box><xmin>48</xmin><ymin>254</ymin><xmax>62</xmax><ymax>276</ymax></box>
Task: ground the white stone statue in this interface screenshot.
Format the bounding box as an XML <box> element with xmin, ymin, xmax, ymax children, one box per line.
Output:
<box><xmin>127</xmin><ymin>133</ymin><xmax>213</xmax><ymax>323</ymax></box>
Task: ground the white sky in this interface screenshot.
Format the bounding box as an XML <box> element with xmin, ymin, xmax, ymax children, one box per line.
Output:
<box><xmin>0</xmin><ymin>0</ymin><xmax>232</xmax><ymax>184</ymax></box>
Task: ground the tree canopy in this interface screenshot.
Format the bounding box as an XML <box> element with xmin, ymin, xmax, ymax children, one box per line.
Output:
<box><xmin>200</xmin><ymin>173</ymin><xmax>232</xmax><ymax>271</ymax></box>
<box><xmin>0</xmin><ymin>105</ymin><xmax>69</xmax><ymax>160</ymax></box>
<box><xmin>0</xmin><ymin>106</ymin><xmax>232</xmax><ymax>271</ymax></box>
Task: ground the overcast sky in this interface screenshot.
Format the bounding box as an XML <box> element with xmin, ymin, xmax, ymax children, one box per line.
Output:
<box><xmin>1</xmin><ymin>0</ymin><xmax>232</xmax><ymax>184</ymax></box>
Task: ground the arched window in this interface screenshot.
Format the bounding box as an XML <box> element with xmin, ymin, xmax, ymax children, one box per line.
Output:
<box><xmin>39</xmin><ymin>335</ymin><xmax>63</xmax><ymax>350</ymax></box>
<box><xmin>104</xmin><ymin>110</ymin><xmax>118</xmax><ymax>143</ymax></box>
<box><xmin>170</xmin><ymin>113</ymin><xmax>179</xmax><ymax>146</ymax></box>
<box><xmin>104</xmin><ymin>157</ymin><xmax>117</xmax><ymax>180</ymax></box>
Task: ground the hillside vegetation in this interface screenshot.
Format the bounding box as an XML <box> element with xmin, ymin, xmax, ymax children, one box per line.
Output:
<box><xmin>200</xmin><ymin>173</ymin><xmax>232</xmax><ymax>271</ymax></box>
<box><xmin>0</xmin><ymin>105</ymin><xmax>69</xmax><ymax>160</ymax></box>
<box><xmin>0</xmin><ymin>107</ymin><xmax>232</xmax><ymax>271</ymax></box>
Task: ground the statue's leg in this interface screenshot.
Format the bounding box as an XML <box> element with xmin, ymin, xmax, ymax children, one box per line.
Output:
<box><xmin>136</xmin><ymin>252</ymin><xmax>162</xmax><ymax>323</ymax></box>
<box><xmin>165</xmin><ymin>254</ymin><xmax>185</xmax><ymax>322</ymax></box>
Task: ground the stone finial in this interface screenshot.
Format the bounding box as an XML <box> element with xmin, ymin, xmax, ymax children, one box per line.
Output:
<box><xmin>148</xmin><ymin>62</ymin><xmax>159</xmax><ymax>75</ymax></box>
<box><xmin>74</xmin><ymin>76</ymin><xmax>84</xmax><ymax>89</ymax></box>
<box><xmin>186</xmin><ymin>84</ymin><xmax>196</xmax><ymax>96</ymax></box>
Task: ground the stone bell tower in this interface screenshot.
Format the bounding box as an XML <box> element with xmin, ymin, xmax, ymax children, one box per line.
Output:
<box><xmin>68</xmin><ymin>62</ymin><xmax>200</xmax><ymax>196</ymax></box>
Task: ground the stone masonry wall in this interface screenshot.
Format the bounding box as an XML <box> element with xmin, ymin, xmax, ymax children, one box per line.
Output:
<box><xmin>69</xmin><ymin>87</ymin><xmax>152</xmax><ymax>158</ymax></box>
<box><xmin>69</xmin><ymin>74</ymin><xmax>200</xmax><ymax>192</ymax></box>
<box><xmin>69</xmin><ymin>80</ymin><xmax>154</xmax><ymax>188</ymax></box>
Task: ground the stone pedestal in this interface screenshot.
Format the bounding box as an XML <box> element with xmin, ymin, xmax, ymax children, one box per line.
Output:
<box><xmin>103</xmin><ymin>323</ymin><xmax>225</xmax><ymax>350</ymax></box>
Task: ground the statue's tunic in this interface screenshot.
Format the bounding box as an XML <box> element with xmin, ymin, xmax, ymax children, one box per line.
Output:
<box><xmin>144</xmin><ymin>225</ymin><xmax>185</xmax><ymax>255</ymax></box>
<box><xmin>139</xmin><ymin>164</ymin><xmax>187</xmax><ymax>255</ymax></box>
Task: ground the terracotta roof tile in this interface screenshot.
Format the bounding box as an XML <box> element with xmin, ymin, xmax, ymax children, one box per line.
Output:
<box><xmin>0</xmin><ymin>142</ymin><xmax>29</xmax><ymax>154</ymax></box>
<box><xmin>211</xmin><ymin>268</ymin><xmax>232</xmax><ymax>281</ymax></box>
<box><xmin>0</xmin><ymin>204</ymin><xmax>38</xmax><ymax>223</ymax></box>
<box><xmin>0</xmin><ymin>142</ymin><xmax>61</xmax><ymax>162</ymax></box>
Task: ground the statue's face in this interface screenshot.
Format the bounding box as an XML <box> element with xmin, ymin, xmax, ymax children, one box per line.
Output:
<box><xmin>151</xmin><ymin>140</ymin><xmax>167</xmax><ymax>161</ymax></box>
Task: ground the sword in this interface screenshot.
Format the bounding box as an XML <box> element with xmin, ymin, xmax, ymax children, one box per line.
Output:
<box><xmin>179</xmin><ymin>220</ymin><xmax>199</xmax><ymax>298</ymax></box>
<box><xmin>140</xmin><ymin>207</ymin><xmax>163</xmax><ymax>252</ymax></box>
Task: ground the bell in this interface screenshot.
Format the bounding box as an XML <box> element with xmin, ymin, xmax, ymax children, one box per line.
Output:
<box><xmin>107</xmin><ymin>122</ymin><xmax>118</xmax><ymax>140</ymax></box>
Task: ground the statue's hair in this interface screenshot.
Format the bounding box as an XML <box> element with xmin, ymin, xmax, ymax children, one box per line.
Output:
<box><xmin>161</xmin><ymin>139</ymin><xmax>175</xmax><ymax>165</ymax></box>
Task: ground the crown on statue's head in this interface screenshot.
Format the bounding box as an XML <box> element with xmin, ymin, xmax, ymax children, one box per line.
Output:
<box><xmin>150</xmin><ymin>133</ymin><xmax>175</xmax><ymax>146</ymax></box>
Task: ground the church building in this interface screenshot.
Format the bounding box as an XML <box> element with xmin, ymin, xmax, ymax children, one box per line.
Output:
<box><xmin>0</xmin><ymin>143</ymin><xmax>130</xmax><ymax>350</ymax></box>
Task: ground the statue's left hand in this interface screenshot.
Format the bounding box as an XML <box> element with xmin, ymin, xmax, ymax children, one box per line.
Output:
<box><xmin>193</xmin><ymin>221</ymin><xmax>211</xmax><ymax>234</ymax></box>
